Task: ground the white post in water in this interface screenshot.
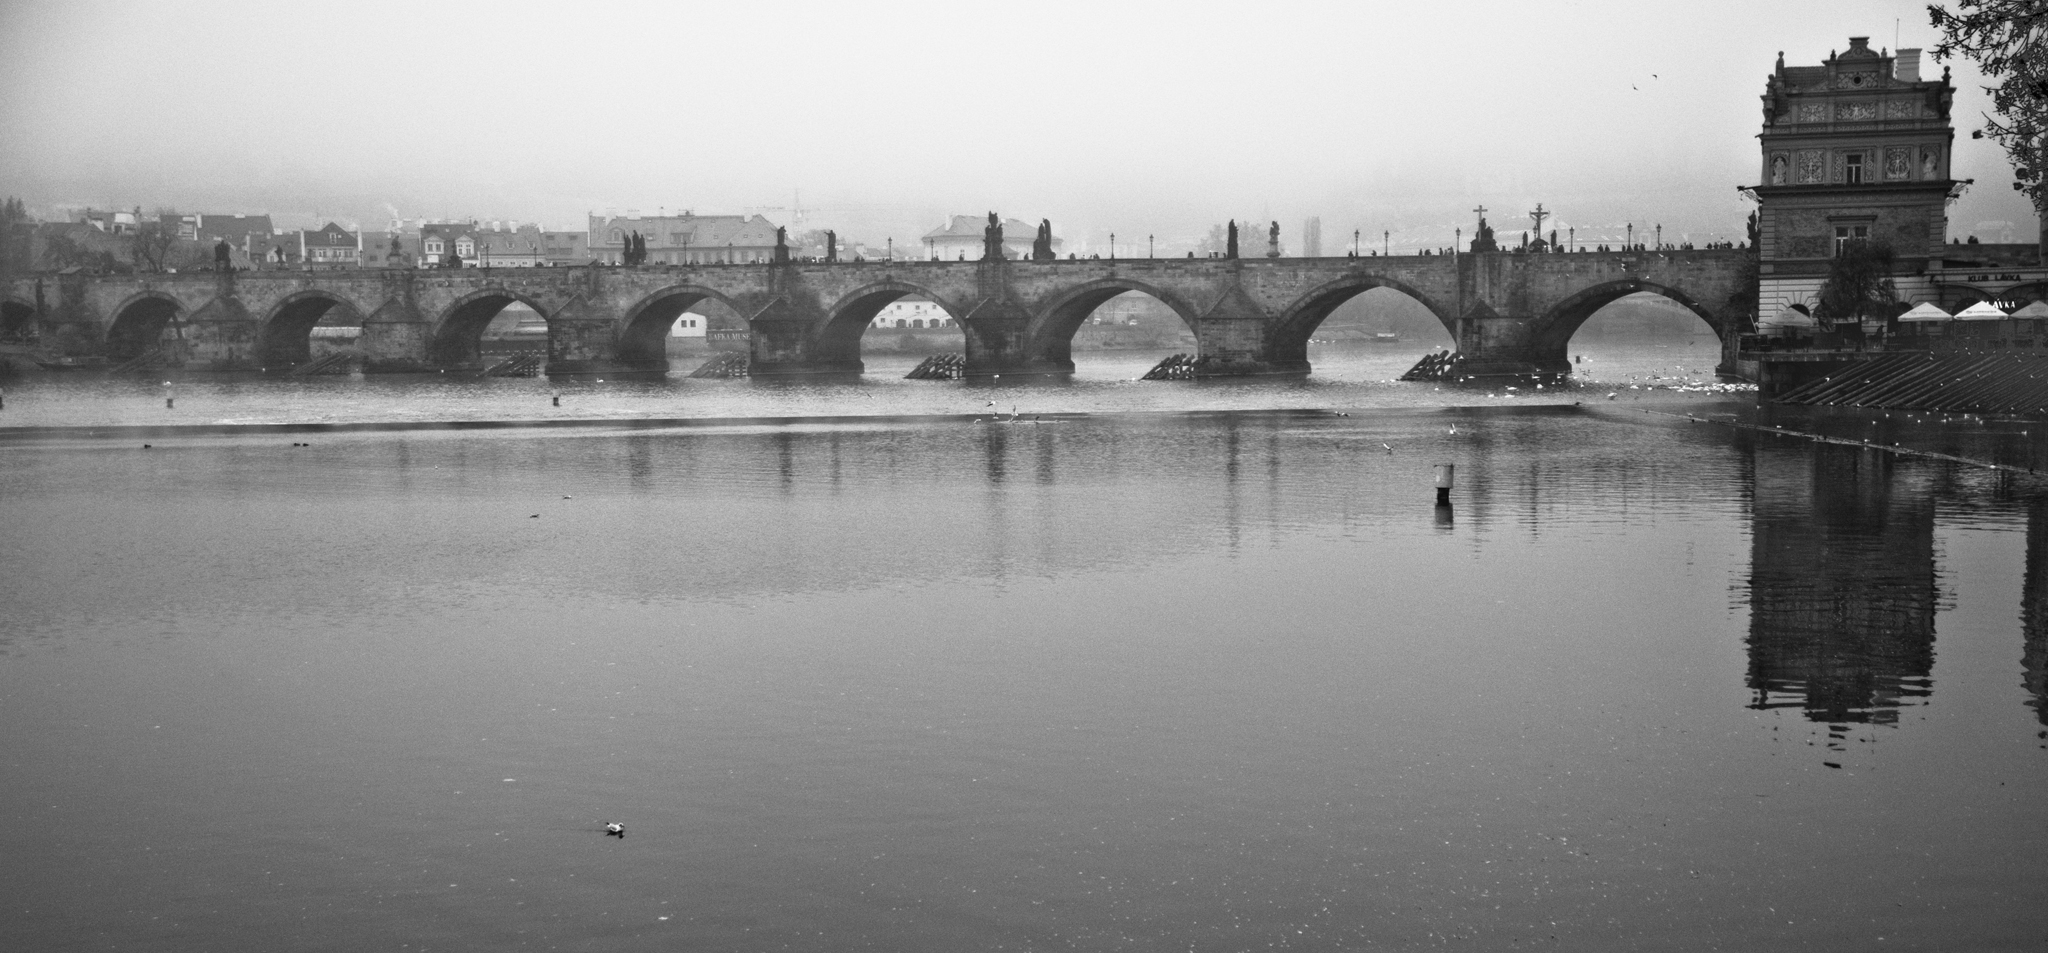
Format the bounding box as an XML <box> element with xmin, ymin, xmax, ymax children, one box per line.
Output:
<box><xmin>1434</xmin><ymin>463</ymin><xmax>1455</xmax><ymax>505</ymax></box>
<box><xmin>163</xmin><ymin>380</ymin><xmax>174</xmax><ymax>409</ymax></box>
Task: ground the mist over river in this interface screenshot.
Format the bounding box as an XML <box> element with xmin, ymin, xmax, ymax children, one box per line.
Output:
<box><xmin>3</xmin><ymin>339</ymin><xmax>2046</xmax><ymax>952</ymax></box>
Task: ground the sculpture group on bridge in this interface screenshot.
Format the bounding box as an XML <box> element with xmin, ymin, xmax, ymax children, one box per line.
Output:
<box><xmin>982</xmin><ymin>213</ymin><xmax>1004</xmax><ymax>261</ymax></box>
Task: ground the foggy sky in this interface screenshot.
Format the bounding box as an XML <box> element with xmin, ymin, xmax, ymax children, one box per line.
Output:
<box><xmin>0</xmin><ymin>0</ymin><xmax>2036</xmax><ymax>250</ymax></box>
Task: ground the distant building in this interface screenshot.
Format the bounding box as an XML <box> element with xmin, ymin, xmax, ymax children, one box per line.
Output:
<box><xmin>69</xmin><ymin>208</ymin><xmax>141</xmax><ymax>234</ymax></box>
<box><xmin>31</xmin><ymin>221</ymin><xmax>131</xmax><ymax>269</ymax></box>
<box><xmin>1752</xmin><ymin>38</ymin><xmax>1960</xmax><ymax>317</ymax></box>
<box><xmin>588</xmin><ymin>212</ymin><xmax>780</xmax><ymax>265</ymax></box>
<box><xmin>297</xmin><ymin>222</ymin><xmax>360</xmax><ymax>267</ymax></box>
<box><xmin>921</xmin><ymin>216</ymin><xmax>1057</xmax><ymax>260</ymax></box>
<box><xmin>474</xmin><ymin>225</ymin><xmax>546</xmax><ymax>267</ymax></box>
<box><xmin>195</xmin><ymin>214</ymin><xmax>277</xmax><ymax>261</ymax></box>
<box><xmin>420</xmin><ymin>223</ymin><xmax>479</xmax><ymax>267</ymax></box>
<box><xmin>539</xmin><ymin>230</ymin><xmax>591</xmax><ymax>266</ymax></box>
<box><xmin>871</xmin><ymin>298</ymin><xmax>954</xmax><ymax>329</ymax></box>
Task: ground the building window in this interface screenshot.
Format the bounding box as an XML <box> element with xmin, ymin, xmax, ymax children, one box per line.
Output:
<box><xmin>1845</xmin><ymin>152</ymin><xmax>1865</xmax><ymax>184</ymax></box>
<box><xmin>1833</xmin><ymin>224</ymin><xmax>1870</xmax><ymax>255</ymax></box>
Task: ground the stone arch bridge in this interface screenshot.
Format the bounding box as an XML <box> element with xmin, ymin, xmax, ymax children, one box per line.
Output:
<box><xmin>2</xmin><ymin>251</ymin><xmax>1751</xmax><ymax>378</ymax></box>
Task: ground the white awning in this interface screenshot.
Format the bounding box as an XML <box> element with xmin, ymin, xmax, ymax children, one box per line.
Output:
<box><xmin>1897</xmin><ymin>302</ymin><xmax>1952</xmax><ymax>322</ymax></box>
<box><xmin>1954</xmin><ymin>301</ymin><xmax>2010</xmax><ymax>321</ymax></box>
<box><xmin>2008</xmin><ymin>300</ymin><xmax>2048</xmax><ymax>319</ymax></box>
<box><xmin>1758</xmin><ymin>305</ymin><xmax>1816</xmax><ymax>331</ymax></box>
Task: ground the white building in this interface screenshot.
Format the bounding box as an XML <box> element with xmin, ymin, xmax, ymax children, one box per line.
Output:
<box><xmin>871</xmin><ymin>299</ymin><xmax>954</xmax><ymax>329</ymax></box>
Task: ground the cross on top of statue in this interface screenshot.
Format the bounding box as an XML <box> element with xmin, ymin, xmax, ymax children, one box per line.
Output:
<box><xmin>1472</xmin><ymin>204</ymin><xmax>1487</xmax><ymax>224</ymax></box>
<box><xmin>1528</xmin><ymin>203</ymin><xmax>1549</xmax><ymax>236</ymax></box>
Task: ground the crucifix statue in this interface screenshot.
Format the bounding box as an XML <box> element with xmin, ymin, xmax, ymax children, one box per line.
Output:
<box><xmin>1527</xmin><ymin>203</ymin><xmax>1550</xmax><ymax>240</ymax></box>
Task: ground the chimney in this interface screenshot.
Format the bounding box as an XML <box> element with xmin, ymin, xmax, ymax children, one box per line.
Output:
<box><xmin>1896</xmin><ymin>48</ymin><xmax>1922</xmax><ymax>82</ymax></box>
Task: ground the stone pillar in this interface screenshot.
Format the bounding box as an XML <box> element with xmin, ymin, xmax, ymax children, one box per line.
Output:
<box><xmin>181</xmin><ymin>295</ymin><xmax>259</xmax><ymax>370</ymax></box>
<box><xmin>959</xmin><ymin>296</ymin><xmax>1045</xmax><ymax>377</ymax></box>
<box><xmin>545</xmin><ymin>295</ymin><xmax>631</xmax><ymax>378</ymax></box>
<box><xmin>1191</xmin><ymin>283</ymin><xmax>1290</xmax><ymax>377</ymax></box>
<box><xmin>746</xmin><ymin>296</ymin><xmax>852</xmax><ymax>377</ymax></box>
<box><xmin>360</xmin><ymin>299</ymin><xmax>434</xmax><ymax>372</ymax></box>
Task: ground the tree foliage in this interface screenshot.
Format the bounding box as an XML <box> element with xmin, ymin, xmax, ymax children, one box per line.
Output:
<box><xmin>0</xmin><ymin>196</ymin><xmax>29</xmax><ymax>274</ymax></box>
<box><xmin>1816</xmin><ymin>241</ymin><xmax>1901</xmax><ymax>327</ymax></box>
<box><xmin>128</xmin><ymin>208</ymin><xmax>181</xmax><ymax>273</ymax></box>
<box><xmin>1929</xmin><ymin>2</ymin><xmax>2048</xmax><ymax>209</ymax></box>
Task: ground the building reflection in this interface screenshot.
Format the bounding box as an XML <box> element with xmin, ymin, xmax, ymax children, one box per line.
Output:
<box><xmin>1745</xmin><ymin>442</ymin><xmax>1938</xmax><ymax>724</ymax></box>
<box><xmin>2024</xmin><ymin>495</ymin><xmax>2048</xmax><ymax>728</ymax></box>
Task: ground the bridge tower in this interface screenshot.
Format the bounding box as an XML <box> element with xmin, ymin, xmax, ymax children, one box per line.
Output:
<box><xmin>1751</xmin><ymin>37</ymin><xmax>1958</xmax><ymax>325</ymax></box>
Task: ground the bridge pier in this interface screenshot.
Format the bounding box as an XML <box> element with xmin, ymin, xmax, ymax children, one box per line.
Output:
<box><xmin>360</xmin><ymin>300</ymin><xmax>433</xmax><ymax>373</ymax></box>
<box><xmin>1457</xmin><ymin>311</ymin><xmax>1572</xmax><ymax>378</ymax></box>
<box><xmin>748</xmin><ymin>297</ymin><xmax>861</xmax><ymax>377</ymax></box>
<box><xmin>182</xmin><ymin>296</ymin><xmax>259</xmax><ymax>371</ymax></box>
<box><xmin>545</xmin><ymin>297</ymin><xmax>645</xmax><ymax>378</ymax></box>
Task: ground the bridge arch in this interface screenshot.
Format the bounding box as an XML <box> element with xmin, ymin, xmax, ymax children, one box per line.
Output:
<box><xmin>104</xmin><ymin>291</ymin><xmax>186</xmax><ymax>361</ymax></box>
<box><xmin>1536</xmin><ymin>278</ymin><xmax>1727</xmax><ymax>356</ymax></box>
<box><xmin>430</xmin><ymin>287</ymin><xmax>553</xmax><ymax>368</ymax></box>
<box><xmin>812</xmin><ymin>279</ymin><xmax>970</xmax><ymax>369</ymax></box>
<box><xmin>1270</xmin><ymin>275</ymin><xmax>1458</xmax><ymax>367</ymax></box>
<box><xmin>2</xmin><ymin>296</ymin><xmax>33</xmax><ymax>341</ymax></box>
<box><xmin>258</xmin><ymin>290</ymin><xmax>364</xmax><ymax>367</ymax></box>
<box><xmin>617</xmin><ymin>283</ymin><xmax>751</xmax><ymax>371</ymax></box>
<box><xmin>1024</xmin><ymin>277</ymin><xmax>1203</xmax><ymax>372</ymax></box>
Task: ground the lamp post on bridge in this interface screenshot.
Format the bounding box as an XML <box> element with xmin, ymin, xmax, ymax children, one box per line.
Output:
<box><xmin>1148</xmin><ymin>234</ymin><xmax>1153</xmax><ymax>258</ymax></box>
<box><xmin>1109</xmin><ymin>232</ymin><xmax>1115</xmax><ymax>261</ymax></box>
<box><xmin>1383</xmin><ymin>230</ymin><xmax>1389</xmax><ymax>257</ymax></box>
<box><xmin>1353</xmin><ymin>230</ymin><xmax>1359</xmax><ymax>256</ymax></box>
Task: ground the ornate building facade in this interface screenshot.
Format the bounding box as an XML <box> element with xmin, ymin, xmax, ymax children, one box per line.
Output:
<box><xmin>1752</xmin><ymin>38</ymin><xmax>1960</xmax><ymax>319</ymax></box>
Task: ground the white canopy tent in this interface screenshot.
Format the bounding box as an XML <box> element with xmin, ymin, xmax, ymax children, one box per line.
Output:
<box><xmin>1896</xmin><ymin>302</ymin><xmax>1953</xmax><ymax>322</ymax></box>
<box><xmin>1758</xmin><ymin>305</ymin><xmax>1817</xmax><ymax>335</ymax></box>
<box><xmin>1953</xmin><ymin>301</ymin><xmax>2010</xmax><ymax>321</ymax></box>
<box><xmin>2007</xmin><ymin>300</ymin><xmax>2048</xmax><ymax>319</ymax></box>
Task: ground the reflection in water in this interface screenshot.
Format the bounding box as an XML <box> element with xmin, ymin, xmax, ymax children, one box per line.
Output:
<box><xmin>1745</xmin><ymin>443</ymin><xmax>1937</xmax><ymax>725</ymax></box>
<box><xmin>7</xmin><ymin>408</ymin><xmax>2048</xmax><ymax>950</ymax></box>
<box><xmin>2027</xmin><ymin>496</ymin><xmax>2048</xmax><ymax>727</ymax></box>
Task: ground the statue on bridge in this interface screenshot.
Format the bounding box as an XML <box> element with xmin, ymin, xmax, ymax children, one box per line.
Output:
<box><xmin>1032</xmin><ymin>220</ymin><xmax>1055</xmax><ymax>261</ymax></box>
<box><xmin>1267</xmin><ymin>221</ymin><xmax>1281</xmax><ymax>258</ymax></box>
<box><xmin>983</xmin><ymin>212</ymin><xmax>1004</xmax><ymax>261</ymax></box>
<box><xmin>1469</xmin><ymin>217</ymin><xmax>1498</xmax><ymax>253</ymax></box>
<box><xmin>774</xmin><ymin>226</ymin><xmax>790</xmax><ymax>264</ymax></box>
<box><xmin>825</xmin><ymin>230</ymin><xmax>837</xmax><ymax>263</ymax></box>
<box><xmin>1226</xmin><ymin>220</ymin><xmax>1239</xmax><ymax>259</ymax></box>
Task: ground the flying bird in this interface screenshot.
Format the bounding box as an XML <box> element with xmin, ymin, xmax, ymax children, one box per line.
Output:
<box><xmin>604</xmin><ymin>822</ymin><xmax>623</xmax><ymax>838</ymax></box>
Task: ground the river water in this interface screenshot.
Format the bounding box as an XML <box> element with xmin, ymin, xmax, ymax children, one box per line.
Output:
<box><xmin>3</xmin><ymin>340</ymin><xmax>2045</xmax><ymax>952</ymax></box>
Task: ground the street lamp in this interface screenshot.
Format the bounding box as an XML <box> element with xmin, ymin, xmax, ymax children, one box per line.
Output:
<box><xmin>1353</xmin><ymin>230</ymin><xmax>1360</xmax><ymax>256</ymax></box>
<box><xmin>1384</xmin><ymin>230</ymin><xmax>1389</xmax><ymax>257</ymax></box>
<box><xmin>1110</xmin><ymin>232</ymin><xmax>1115</xmax><ymax>260</ymax></box>
<box><xmin>1148</xmin><ymin>234</ymin><xmax>1153</xmax><ymax>258</ymax></box>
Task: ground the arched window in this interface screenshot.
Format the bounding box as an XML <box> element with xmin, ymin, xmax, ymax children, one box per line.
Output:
<box><xmin>609</xmin><ymin>229</ymin><xmax>623</xmax><ymax>243</ymax></box>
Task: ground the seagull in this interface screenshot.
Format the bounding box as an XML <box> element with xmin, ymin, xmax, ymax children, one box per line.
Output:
<box><xmin>604</xmin><ymin>822</ymin><xmax>623</xmax><ymax>837</ymax></box>
<box><xmin>1382</xmin><ymin>443</ymin><xmax>1394</xmax><ymax>453</ymax></box>
<box><xmin>1448</xmin><ymin>424</ymin><xmax>1458</xmax><ymax>435</ymax></box>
